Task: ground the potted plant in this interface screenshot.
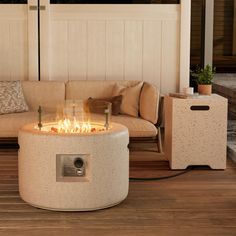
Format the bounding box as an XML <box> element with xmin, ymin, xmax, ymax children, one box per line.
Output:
<box><xmin>191</xmin><ymin>64</ymin><xmax>216</xmax><ymax>95</ymax></box>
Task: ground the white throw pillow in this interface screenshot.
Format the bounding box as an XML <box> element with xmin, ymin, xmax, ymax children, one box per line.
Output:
<box><xmin>113</xmin><ymin>82</ymin><xmax>143</xmax><ymax>117</ymax></box>
<box><xmin>0</xmin><ymin>80</ymin><xmax>29</xmax><ymax>115</ymax></box>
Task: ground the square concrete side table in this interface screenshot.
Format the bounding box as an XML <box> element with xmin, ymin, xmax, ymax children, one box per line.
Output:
<box><xmin>164</xmin><ymin>94</ymin><xmax>228</xmax><ymax>169</ymax></box>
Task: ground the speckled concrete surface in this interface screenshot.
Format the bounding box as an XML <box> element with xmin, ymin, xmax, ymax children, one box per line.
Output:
<box><xmin>18</xmin><ymin>122</ymin><xmax>129</xmax><ymax>211</ymax></box>
<box><xmin>165</xmin><ymin>94</ymin><xmax>228</xmax><ymax>169</ymax></box>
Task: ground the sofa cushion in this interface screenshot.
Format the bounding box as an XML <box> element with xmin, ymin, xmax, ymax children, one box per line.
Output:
<box><xmin>66</xmin><ymin>80</ymin><xmax>140</xmax><ymax>100</ymax></box>
<box><xmin>21</xmin><ymin>81</ymin><xmax>65</xmax><ymax>113</ymax></box>
<box><xmin>90</xmin><ymin>113</ymin><xmax>157</xmax><ymax>137</ymax></box>
<box><xmin>140</xmin><ymin>82</ymin><xmax>159</xmax><ymax>124</ymax></box>
<box><xmin>113</xmin><ymin>82</ymin><xmax>143</xmax><ymax>117</ymax></box>
<box><xmin>0</xmin><ymin>112</ymin><xmax>39</xmax><ymax>137</ymax></box>
<box><xmin>0</xmin><ymin>81</ymin><xmax>29</xmax><ymax>115</ymax></box>
<box><xmin>0</xmin><ymin>112</ymin><xmax>55</xmax><ymax>137</ymax></box>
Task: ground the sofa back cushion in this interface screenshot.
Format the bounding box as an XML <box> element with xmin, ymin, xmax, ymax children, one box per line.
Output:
<box><xmin>66</xmin><ymin>80</ymin><xmax>159</xmax><ymax>124</ymax></box>
<box><xmin>21</xmin><ymin>81</ymin><xmax>65</xmax><ymax>112</ymax></box>
<box><xmin>140</xmin><ymin>82</ymin><xmax>159</xmax><ymax>124</ymax></box>
<box><xmin>66</xmin><ymin>80</ymin><xmax>140</xmax><ymax>100</ymax></box>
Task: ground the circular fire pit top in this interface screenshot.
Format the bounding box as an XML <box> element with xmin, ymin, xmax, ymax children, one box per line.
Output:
<box><xmin>20</xmin><ymin>121</ymin><xmax>128</xmax><ymax>137</ymax></box>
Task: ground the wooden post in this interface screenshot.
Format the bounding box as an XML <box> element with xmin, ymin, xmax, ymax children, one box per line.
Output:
<box><xmin>40</xmin><ymin>0</ymin><xmax>50</xmax><ymax>80</ymax></box>
<box><xmin>204</xmin><ymin>0</ymin><xmax>214</xmax><ymax>66</ymax></box>
<box><xmin>233</xmin><ymin>0</ymin><xmax>236</xmax><ymax>55</ymax></box>
<box><xmin>179</xmin><ymin>0</ymin><xmax>191</xmax><ymax>92</ymax></box>
<box><xmin>28</xmin><ymin>0</ymin><xmax>39</xmax><ymax>81</ymax></box>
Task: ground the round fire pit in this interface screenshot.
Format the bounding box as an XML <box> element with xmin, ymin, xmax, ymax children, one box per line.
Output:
<box><xmin>18</xmin><ymin>121</ymin><xmax>129</xmax><ymax>211</ymax></box>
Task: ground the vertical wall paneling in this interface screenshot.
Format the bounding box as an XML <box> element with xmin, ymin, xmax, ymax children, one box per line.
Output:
<box><xmin>87</xmin><ymin>21</ymin><xmax>106</xmax><ymax>80</ymax></box>
<box><xmin>28</xmin><ymin>0</ymin><xmax>38</xmax><ymax>81</ymax></box>
<box><xmin>68</xmin><ymin>21</ymin><xmax>87</xmax><ymax>80</ymax></box>
<box><xmin>161</xmin><ymin>20</ymin><xmax>180</xmax><ymax>94</ymax></box>
<box><xmin>180</xmin><ymin>0</ymin><xmax>191</xmax><ymax>91</ymax></box>
<box><xmin>106</xmin><ymin>20</ymin><xmax>124</xmax><ymax>80</ymax></box>
<box><xmin>10</xmin><ymin>20</ymin><xmax>28</xmax><ymax>81</ymax></box>
<box><xmin>46</xmin><ymin>5</ymin><xmax>184</xmax><ymax>94</ymax></box>
<box><xmin>0</xmin><ymin>21</ymin><xmax>10</xmax><ymax>80</ymax></box>
<box><xmin>233</xmin><ymin>0</ymin><xmax>236</xmax><ymax>55</ymax></box>
<box><xmin>204</xmin><ymin>0</ymin><xmax>214</xmax><ymax>66</ymax></box>
<box><xmin>143</xmin><ymin>20</ymin><xmax>162</xmax><ymax>88</ymax></box>
<box><xmin>50</xmin><ymin>21</ymin><xmax>68</xmax><ymax>81</ymax></box>
<box><xmin>124</xmin><ymin>21</ymin><xmax>143</xmax><ymax>81</ymax></box>
<box><xmin>0</xmin><ymin>5</ymin><xmax>28</xmax><ymax>81</ymax></box>
<box><xmin>40</xmin><ymin>0</ymin><xmax>50</xmax><ymax>81</ymax></box>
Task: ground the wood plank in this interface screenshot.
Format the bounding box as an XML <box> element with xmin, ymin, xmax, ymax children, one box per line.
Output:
<box><xmin>50</xmin><ymin>21</ymin><xmax>68</xmax><ymax>81</ymax></box>
<box><xmin>233</xmin><ymin>0</ymin><xmax>236</xmax><ymax>55</ymax></box>
<box><xmin>45</xmin><ymin>5</ymin><xmax>181</xmax><ymax>93</ymax></box>
<box><xmin>106</xmin><ymin>20</ymin><xmax>124</xmax><ymax>81</ymax></box>
<box><xmin>124</xmin><ymin>21</ymin><xmax>143</xmax><ymax>81</ymax></box>
<box><xmin>161</xmin><ymin>20</ymin><xmax>180</xmax><ymax>94</ymax></box>
<box><xmin>87</xmin><ymin>20</ymin><xmax>106</xmax><ymax>80</ymax></box>
<box><xmin>143</xmin><ymin>21</ymin><xmax>161</xmax><ymax>88</ymax></box>
<box><xmin>40</xmin><ymin>0</ymin><xmax>51</xmax><ymax>81</ymax></box>
<box><xmin>10</xmin><ymin>20</ymin><xmax>28</xmax><ymax>81</ymax></box>
<box><xmin>51</xmin><ymin>5</ymin><xmax>179</xmax><ymax>21</ymax></box>
<box><xmin>0</xmin><ymin>148</ymin><xmax>235</xmax><ymax>235</ymax></box>
<box><xmin>68</xmin><ymin>20</ymin><xmax>87</xmax><ymax>80</ymax></box>
<box><xmin>27</xmin><ymin>0</ymin><xmax>38</xmax><ymax>81</ymax></box>
<box><xmin>0</xmin><ymin>21</ymin><xmax>10</xmax><ymax>81</ymax></box>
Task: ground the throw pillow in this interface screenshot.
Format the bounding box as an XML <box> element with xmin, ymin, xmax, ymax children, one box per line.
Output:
<box><xmin>0</xmin><ymin>81</ymin><xmax>29</xmax><ymax>115</ymax></box>
<box><xmin>113</xmin><ymin>82</ymin><xmax>143</xmax><ymax>117</ymax></box>
<box><xmin>140</xmin><ymin>82</ymin><xmax>159</xmax><ymax>124</ymax></box>
<box><xmin>87</xmin><ymin>95</ymin><xmax>122</xmax><ymax>116</ymax></box>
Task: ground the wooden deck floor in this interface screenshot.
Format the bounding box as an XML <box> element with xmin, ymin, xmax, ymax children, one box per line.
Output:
<box><xmin>0</xmin><ymin>148</ymin><xmax>236</xmax><ymax>236</ymax></box>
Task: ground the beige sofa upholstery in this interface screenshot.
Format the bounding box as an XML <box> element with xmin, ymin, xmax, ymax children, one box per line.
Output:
<box><xmin>0</xmin><ymin>81</ymin><xmax>65</xmax><ymax>138</ymax></box>
<box><xmin>0</xmin><ymin>80</ymin><xmax>159</xmax><ymax>138</ymax></box>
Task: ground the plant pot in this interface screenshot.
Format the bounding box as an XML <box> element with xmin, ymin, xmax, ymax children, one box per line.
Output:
<box><xmin>198</xmin><ymin>84</ymin><xmax>212</xmax><ymax>95</ymax></box>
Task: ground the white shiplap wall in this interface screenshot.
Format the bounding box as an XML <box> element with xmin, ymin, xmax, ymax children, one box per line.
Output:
<box><xmin>0</xmin><ymin>5</ymin><xmax>28</xmax><ymax>81</ymax></box>
<box><xmin>0</xmin><ymin>3</ymin><xmax>190</xmax><ymax>94</ymax></box>
<box><xmin>47</xmin><ymin>5</ymin><xmax>180</xmax><ymax>94</ymax></box>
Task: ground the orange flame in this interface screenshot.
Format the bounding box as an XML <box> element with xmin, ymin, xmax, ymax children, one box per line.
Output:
<box><xmin>50</xmin><ymin>118</ymin><xmax>104</xmax><ymax>133</ymax></box>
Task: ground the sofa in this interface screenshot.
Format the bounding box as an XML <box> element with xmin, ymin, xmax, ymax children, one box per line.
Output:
<box><xmin>0</xmin><ymin>80</ymin><xmax>161</xmax><ymax>150</ymax></box>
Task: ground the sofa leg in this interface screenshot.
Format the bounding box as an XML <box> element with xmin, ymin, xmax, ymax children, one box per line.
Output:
<box><xmin>157</xmin><ymin>127</ymin><xmax>163</xmax><ymax>153</ymax></box>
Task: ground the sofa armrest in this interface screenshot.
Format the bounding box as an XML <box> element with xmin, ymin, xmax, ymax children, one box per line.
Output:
<box><xmin>139</xmin><ymin>82</ymin><xmax>159</xmax><ymax>124</ymax></box>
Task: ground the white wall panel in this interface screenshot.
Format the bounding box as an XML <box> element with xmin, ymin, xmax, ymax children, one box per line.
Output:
<box><xmin>10</xmin><ymin>20</ymin><xmax>28</xmax><ymax>81</ymax></box>
<box><xmin>45</xmin><ymin>5</ymin><xmax>183</xmax><ymax>93</ymax></box>
<box><xmin>124</xmin><ymin>21</ymin><xmax>143</xmax><ymax>81</ymax></box>
<box><xmin>0</xmin><ymin>3</ymin><xmax>190</xmax><ymax>93</ymax></box>
<box><xmin>87</xmin><ymin>21</ymin><xmax>106</xmax><ymax>80</ymax></box>
<box><xmin>0</xmin><ymin>21</ymin><xmax>10</xmax><ymax>80</ymax></box>
<box><xmin>68</xmin><ymin>21</ymin><xmax>87</xmax><ymax>80</ymax></box>
<box><xmin>50</xmin><ymin>21</ymin><xmax>68</xmax><ymax>81</ymax></box>
<box><xmin>0</xmin><ymin>5</ymin><xmax>28</xmax><ymax>81</ymax></box>
<box><xmin>161</xmin><ymin>20</ymin><xmax>180</xmax><ymax>94</ymax></box>
<box><xmin>143</xmin><ymin>21</ymin><xmax>162</xmax><ymax>89</ymax></box>
<box><xmin>106</xmin><ymin>21</ymin><xmax>124</xmax><ymax>81</ymax></box>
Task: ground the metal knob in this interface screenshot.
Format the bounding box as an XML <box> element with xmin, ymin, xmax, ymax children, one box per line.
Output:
<box><xmin>74</xmin><ymin>158</ymin><xmax>84</xmax><ymax>168</ymax></box>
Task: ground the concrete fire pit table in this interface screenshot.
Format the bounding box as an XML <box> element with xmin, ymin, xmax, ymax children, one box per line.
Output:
<box><xmin>18</xmin><ymin>122</ymin><xmax>129</xmax><ymax>211</ymax></box>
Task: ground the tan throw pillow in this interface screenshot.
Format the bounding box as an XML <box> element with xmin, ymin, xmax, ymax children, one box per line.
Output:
<box><xmin>140</xmin><ymin>82</ymin><xmax>159</xmax><ymax>124</ymax></box>
<box><xmin>113</xmin><ymin>82</ymin><xmax>143</xmax><ymax>117</ymax></box>
<box><xmin>87</xmin><ymin>95</ymin><xmax>122</xmax><ymax>116</ymax></box>
<box><xmin>0</xmin><ymin>81</ymin><xmax>29</xmax><ymax>115</ymax></box>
